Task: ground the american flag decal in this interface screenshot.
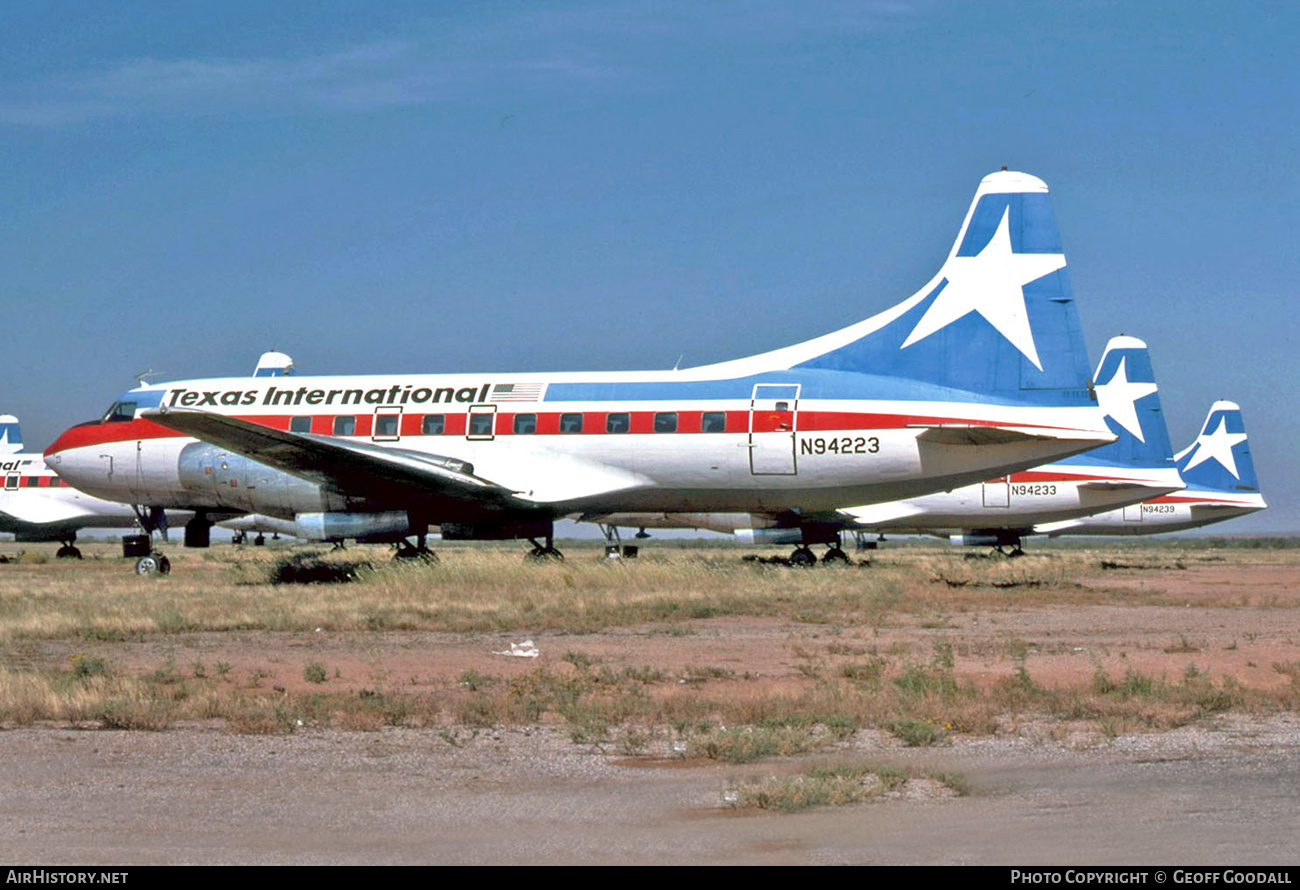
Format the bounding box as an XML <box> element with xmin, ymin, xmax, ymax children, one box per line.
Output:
<box><xmin>489</xmin><ymin>383</ymin><xmax>545</xmax><ymax>402</ymax></box>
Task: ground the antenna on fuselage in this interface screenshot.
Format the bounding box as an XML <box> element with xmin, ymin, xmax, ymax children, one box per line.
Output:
<box><xmin>133</xmin><ymin>369</ymin><xmax>162</xmax><ymax>386</ymax></box>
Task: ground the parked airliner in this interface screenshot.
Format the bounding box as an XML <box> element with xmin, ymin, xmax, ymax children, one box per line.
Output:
<box><xmin>1035</xmin><ymin>401</ymin><xmax>1265</xmax><ymax>537</ymax></box>
<box><xmin>47</xmin><ymin>171</ymin><xmax>1115</xmax><ymax>566</ymax></box>
<box><xmin>588</xmin><ymin>335</ymin><xmax>1186</xmax><ymax>561</ymax></box>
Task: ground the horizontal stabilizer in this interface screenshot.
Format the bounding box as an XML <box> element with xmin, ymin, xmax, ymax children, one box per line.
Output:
<box><xmin>838</xmin><ymin>501</ymin><xmax>926</xmax><ymax>526</ymax></box>
<box><xmin>910</xmin><ymin>424</ymin><xmax>1108</xmax><ymax>446</ymax></box>
<box><xmin>1033</xmin><ymin>519</ymin><xmax>1085</xmax><ymax>535</ymax></box>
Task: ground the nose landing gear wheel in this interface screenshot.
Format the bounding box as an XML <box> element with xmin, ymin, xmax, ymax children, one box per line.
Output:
<box><xmin>135</xmin><ymin>553</ymin><xmax>171</xmax><ymax>575</ymax></box>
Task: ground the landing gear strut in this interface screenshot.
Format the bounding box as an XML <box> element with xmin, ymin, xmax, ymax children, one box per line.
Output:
<box><xmin>526</xmin><ymin>532</ymin><xmax>563</xmax><ymax>561</ymax></box>
<box><xmin>394</xmin><ymin>530</ymin><xmax>437</xmax><ymax>563</ymax></box>
<box><xmin>598</xmin><ymin>524</ymin><xmax>638</xmax><ymax>560</ymax></box>
<box><xmin>129</xmin><ymin>506</ymin><xmax>171</xmax><ymax>575</ymax></box>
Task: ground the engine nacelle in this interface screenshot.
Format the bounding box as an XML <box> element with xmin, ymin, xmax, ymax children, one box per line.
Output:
<box><xmin>294</xmin><ymin>511</ymin><xmax>412</xmax><ymax>542</ymax></box>
<box><xmin>733</xmin><ymin>527</ymin><xmax>805</xmax><ymax>545</ymax></box>
<box><xmin>178</xmin><ymin>442</ymin><xmax>347</xmax><ymax>517</ymax></box>
<box><xmin>949</xmin><ymin>534</ymin><xmax>1004</xmax><ymax>547</ymax></box>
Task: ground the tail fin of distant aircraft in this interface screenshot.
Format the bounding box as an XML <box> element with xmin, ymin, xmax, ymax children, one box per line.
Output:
<box><xmin>1072</xmin><ymin>336</ymin><xmax>1175</xmax><ymax>468</ymax></box>
<box><xmin>709</xmin><ymin>171</ymin><xmax>1093</xmax><ymax>406</ymax></box>
<box><xmin>0</xmin><ymin>415</ymin><xmax>21</xmax><ymax>455</ymax></box>
<box><xmin>1176</xmin><ymin>401</ymin><xmax>1261</xmax><ymax>493</ymax></box>
<box><xmin>253</xmin><ymin>351</ymin><xmax>295</xmax><ymax>377</ymax></box>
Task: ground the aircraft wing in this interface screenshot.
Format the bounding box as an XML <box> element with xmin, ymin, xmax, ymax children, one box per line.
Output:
<box><xmin>144</xmin><ymin>408</ymin><xmax>521</xmax><ymax>514</ymax></box>
<box><xmin>0</xmin><ymin>495</ymin><xmax>100</xmax><ymax>526</ymax></box>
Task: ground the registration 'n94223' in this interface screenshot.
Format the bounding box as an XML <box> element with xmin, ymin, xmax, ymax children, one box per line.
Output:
<box><xmin>799</xmin><ymin>436</ymin><xmax>880</xmax><ymax>456</ymax></box>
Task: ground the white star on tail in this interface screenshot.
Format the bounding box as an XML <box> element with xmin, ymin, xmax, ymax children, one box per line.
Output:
<box><xmin>1182</xmin><ymin>417</ymin><xmax>1248</xmax><ymax>479</ymax></box>
<box><xmin>1095</xmin><ymin>356</ymin><xmax>1159</xmax><ymax>442</ymax></box>
<box><xmin>901</xmin><ymin>206</ymin><xmax>1066</xmax><ymax>370</ymax></box>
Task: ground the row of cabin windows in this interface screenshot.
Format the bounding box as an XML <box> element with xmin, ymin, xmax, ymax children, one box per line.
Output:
<box><xmin>289</xmin><ymin>411</ymin><xmax>731</xmax><ymax>438</ymax></box>
<box><xmin>5</xmin><ymin>476</ymin><xmax>66</xmax><ymax>489</ymax></box>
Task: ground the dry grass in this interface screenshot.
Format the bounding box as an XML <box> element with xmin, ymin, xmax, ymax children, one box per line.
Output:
<box><xmin>1</xmin><ymin>539</ymin><xmax>1297</xmax><ymax>749</ymax></box>
<box><xmin>723</xmin><ymin>763</ymin><xmax>966</xmax><ymax>812</ymax></box>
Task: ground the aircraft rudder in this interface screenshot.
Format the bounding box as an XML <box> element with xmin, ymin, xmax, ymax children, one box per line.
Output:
<box><xmin>1087</xmin><ymin>336</ymin><xmax>1175</xmax><ymax>465</ymax></box>
<box><xmin>1177</xmin><ymin>401</ymin><xmax>1260</xmax><ymax>492</ymax></box>
<box><xmin>793</xmin><ymin>170</ymin><xmax>1093</xmax><ymax>405</ymax></box>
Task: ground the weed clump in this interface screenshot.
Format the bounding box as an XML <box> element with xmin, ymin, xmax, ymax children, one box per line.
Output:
<box><xmin>271</xmin><ymin>554</ymin><xmax>371</xmax><ymax>584</ymax></box>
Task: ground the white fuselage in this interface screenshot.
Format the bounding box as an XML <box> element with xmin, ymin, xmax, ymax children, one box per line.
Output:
<box><xmin>46</xmin><ymin>369</ymin><xmax>1112</xmax><ymax>522</ymax></box>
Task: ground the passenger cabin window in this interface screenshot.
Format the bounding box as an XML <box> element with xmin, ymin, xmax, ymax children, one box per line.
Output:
<box><xmin>422</xmin><ymin>414</ymin><xmax>445</xmax><ymax>435</ymax></box>
<box><xmin>374</xmin><ymin>414</ymin><xmax>399</xmax><ymax>438</ymax></box>
<box><xmin>653</xmin><ymin>412</ymin><xmax>678</xmax><ymax>433</ymax></box>
<box><xmin>334</xmin><ymin>416</ymin><xmax>356</xmax><ymax>436</ymax></box>
<box><xmin>606</xmin><ymin>413</ymin><xmax>630</xmax><ymax>434</ymax></box>
<box><xmin>513</xmin><ymin>414</ymin><xmax>537</xmax><ymax>435</ymax></box>
<box><xmin>289</xmin><ymin>417</ymin><xmax>312</xmax><ymax>434</ymax></box>
<box><xmin>560</xmin><ymin>413</ymin><xmax>583</xmax><ymax>434</ymax></box>
<box><xmin>469</xmin><ymin>413</ymin><xmax>494</xmax><ymax>437</ymax></box>
<box><xmin>4</xmin><ymin>475</ymin><xmax>17</xmax><ymax>491</ymax></box>
<box><xmin>702</xmin><ymin>412</ymin><xmax>727</xmax><ymax>433</ymax></box>
<box><xmin>103</xmin><ymin>401</ymin><xmax>137</xmax><ymax>423</ymax></box>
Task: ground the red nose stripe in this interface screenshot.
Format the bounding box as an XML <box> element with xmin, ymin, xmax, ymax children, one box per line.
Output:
<box><xmin>45</xmin><ymin>418</ymin><xmax>182</xmax><ymax>456</ymax></box>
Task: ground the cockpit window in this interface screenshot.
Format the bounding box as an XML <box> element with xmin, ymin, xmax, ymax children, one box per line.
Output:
<box><xmin>102</xmin><ymin>401</ymin><xmax>137</xmax><ymax>423</ymax></box>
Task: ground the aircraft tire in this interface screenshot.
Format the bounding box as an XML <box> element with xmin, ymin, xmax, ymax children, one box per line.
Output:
<box><xmin>56</xmin><ymin>545</ymin><xmax>83</xmax><ymax>560</ymax></box>
<box><xmin>822</xmin><ymin>547</ymin><xmax>850</xmax><ymax>565</ymax></box>
<box><xmin>789</xmin><ymin>547</ymin><xmax>817</xmax><ymax>567</ymax></box>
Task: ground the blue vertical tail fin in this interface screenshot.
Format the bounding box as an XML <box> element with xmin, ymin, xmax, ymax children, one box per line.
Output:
<box><xmin>1081</xmin><ymin>336</ymin><xmax>1175</xmax><ymax>467</ymax></box>
<box><xmin>751</xmin><ymin>171</ymin><xmax>1094</xmax><ymax>406</ymax></box>
<box><xmin>1176</xmin><ymin>401</ymin><xmax>1260</xmax><ymax>493</ymax></box>
<box><xmin>0</xmin><ymin>414</ymin><xmax>21</xmax><ymax>455</ymax></box>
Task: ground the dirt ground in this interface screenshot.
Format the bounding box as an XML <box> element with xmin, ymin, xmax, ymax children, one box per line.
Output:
<box><xmin>2</xmin><ymin>543</ymin><xmax>1298</xmax><ymax>865</ymax></box>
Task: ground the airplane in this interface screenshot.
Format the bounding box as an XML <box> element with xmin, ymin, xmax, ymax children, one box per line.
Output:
<box><xmin>0</xmin><ymin>415</ymin><xmax>21</xmax><ymax>456</ymax></box>
<box><xmin>46</xmin><ymin>170</ymin><xmax>1117</xmax><ymax>569</ymax></box>
<box><xmin>587</xmin><ymin>334</ymin><xmax>1187</xmax><ymax>561</ymax></box>
<box><xmin>1034</xmin><ymin>401</ymin><xmax>1266</xmax><ymax>537</ymax></box>
<box><xmin>0</xmin><ymin>417</ymin><xmax>179</xmax><ymax>557</ymax></box>
<box><xmin>2</xmin><ymin>352</ymin><xmax>299</xmax><ymax>562</ymax></box>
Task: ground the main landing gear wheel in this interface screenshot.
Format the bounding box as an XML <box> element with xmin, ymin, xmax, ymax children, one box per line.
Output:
<box><xmin>135</xmin><ymin>553</ymin><xmax>171</xmax><ymax>576</ymax></box>
<box><xmin>394</xmin><ymin>540</ymin><xmax>438</xmax><ymax>563</ymax></box>
<box><xmin>56</xmin><ymin>545</ymin><xmax>83</xmax><ymax>560</ymax></box>
<box><xmin>525</xmin><ymin>545</ymin><xmax>564</xmax><ymax>561</ymax></box>
<box><xmin>253</xmin><ymin>534</ymin><xmax>266</xmax><ymax>546</ymax></box>
<box><xmin>821</xmin><ymin>547</ymin><xmax>850</xmax><ymax>565</ymax></box>
<box><xmin>789</xmin><ymin>546</ymin><xmax>817</xmax><ymax>567</ymax></box>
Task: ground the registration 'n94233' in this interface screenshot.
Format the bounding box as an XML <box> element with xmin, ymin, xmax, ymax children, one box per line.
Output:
<box><xmin>1011</xmin><ymin>484</ymin><xmax>1058</xmax><ymax>496</ymax></box>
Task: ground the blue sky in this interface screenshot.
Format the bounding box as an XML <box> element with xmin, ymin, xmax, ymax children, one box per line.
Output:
<box><xmin>2</xmin><ymin>1</ymin><xmax>1295</xmax><ymax>532</ymax></box>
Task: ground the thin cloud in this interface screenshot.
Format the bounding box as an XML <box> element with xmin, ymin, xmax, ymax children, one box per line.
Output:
<box><xmin>0</xmin><ymin>1</ymin><xmax>918</xmax><ymax>127</ymax></box>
